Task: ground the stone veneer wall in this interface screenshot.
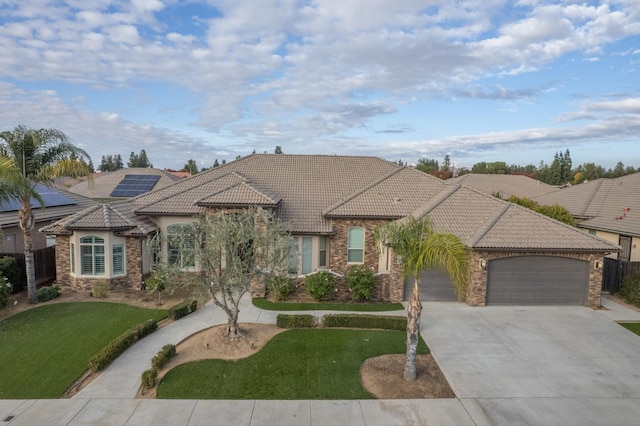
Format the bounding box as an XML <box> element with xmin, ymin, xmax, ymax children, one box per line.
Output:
<box><xmin>466</xmin><ymin>251</ymin><xmax>604</xmax><ymax>309</ymax></box>
<box><xmin>329</xmin><ymin>218</ymin><xmax>398</xmax><ymax>300</ymax></box>
<box><xmin>54</xmin><ymin>235</ymin><xmax>144</xmax><ymax>291</ymax></box>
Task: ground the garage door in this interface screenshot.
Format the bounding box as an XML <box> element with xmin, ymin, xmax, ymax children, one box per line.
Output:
<box><xmin>486</xmin><ymin>256</ymin><xmax>589</xmax><ymax>305</ymax></box>
<box><xmin>404</xmin><ymin>269</ymin><xmax>457</xmax><ymax>301</ymax></box>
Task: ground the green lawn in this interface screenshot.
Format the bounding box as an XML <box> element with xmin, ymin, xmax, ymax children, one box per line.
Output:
<box><xmin>621</xmin><ymin>322</ymin><xmax>640</xmax><ymax>336</ymax></box>
<box><xmin>252</xmin><ymin>298</ymin><xmax>405</xmax><ymax>312</ymax></box>
<box><xmin>0</xmin><ymin>302</ymin><xmax>167</xmax><ymax>398</ymax></box>
<box><xmin>157</xmin><ymin>328</ymin><xmax>427</xmax><ymax>399</ymax></box>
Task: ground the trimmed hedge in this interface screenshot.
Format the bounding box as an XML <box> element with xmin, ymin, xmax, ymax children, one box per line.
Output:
<box><xmin>88</xmin><ymin>318</ymin><xmax>159</xmax><ymax>372</ymax></box>
<box><xmin>37</xmin><ymin>285</ymin><xmax>59</xmax><ymax>302</ymax></box>
<box><xmin>91</xmin><ymin>281</ymin><xmax>109</xmax><ymax>298</ymax></box>
<box><xmin>0</xmin><ymin>256</ymin><xmax>24</xmax><ymax>293</ymax></box>
<box><xmin>141</xmin><ymin>368</ymin><xmax>157</xmax><ymax>389</ymax></box>
<box><xmin>151</xmin><ymin>344</ymin><xmax>177</xmax><ymax>370</ymax></box>
<box><xmin>322</xmin><ymin>314</ymin><xmax>406</xmax><ymax>331</ymax></box>
<box><xmin>276</xmin><ymin>314</ymin><xmax>316</xmax><ymax>329</ymax></box>
<box><xmin>168</xmin><ymin>300</ymin><xmax>198</xmax><ymax>320</ymax></box>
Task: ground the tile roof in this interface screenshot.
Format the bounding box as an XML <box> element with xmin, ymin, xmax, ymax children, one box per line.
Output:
<box><xmin>534</xmin><ymin>172</ymin><xmax>640</xmax><ymax>237</ymax></box>
<box><xmin>447</xmin><ymin>173</ymin><xmax>559</xmax><ymax>199</ymax></box>
<box><xmin>323</xmin><ymin>167</ymin><xmax>445</xmax><ymax>218</ymax></box>
<box><xmin>40</xmin><ymin>200</ymin><xmax>158</xmax><ymax>236</ymax></box>
<box><xmin>415</xmin><ymin>185</ymin><xmax>619</xmax><ymax>252</ymax></box>
<box><xmin>134</xmin><ymin>154</ymin><xmax>401</xmax><ymax>233</ymax></box>
<box><xmin>45</xmin><ymin>154</ymin><xmax>619</xmax><ymax>252</ymax></box>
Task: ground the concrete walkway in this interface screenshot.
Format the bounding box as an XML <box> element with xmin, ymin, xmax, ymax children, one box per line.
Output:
<box><xmin>3</xmin><ymin>297</ymin><xmax>640</xmax><ymax>425</ymax></box>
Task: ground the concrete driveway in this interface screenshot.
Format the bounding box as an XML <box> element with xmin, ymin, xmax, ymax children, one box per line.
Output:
<box><xmin>421</xmin><ymin>302</ymin><xmax>640</xmax><ymax>426</ymax></box>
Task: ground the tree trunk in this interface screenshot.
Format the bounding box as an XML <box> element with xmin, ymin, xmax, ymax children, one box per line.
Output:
<box><xmin>222</xmin><ymin>309</ymin><xmax>244</xmax><ymax>338</ymax></box>
<box><xmin>19</xmin><ymin>198</ymin><xmax>37</xmax><ymax>304</ymax></box>
<box><xmin>404</xmin><ymin>278</ymin><xmax>423</xmax><ymax>381</ymax></box>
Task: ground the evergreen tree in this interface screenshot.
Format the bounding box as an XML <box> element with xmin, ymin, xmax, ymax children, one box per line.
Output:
<box><xmin>441</xmin><ymin>155</ymin><xmax>451</xmax><ymax>172</ymax></box>
<box><xmin>184</xmin><ymin>159</ymin><xmax>198</xmax><ymax>175</ymax></box>
<box><xmin>416</xmin><ymin>157</ymin><xmax>438</xmax><ymax>174</ymax></box>
<box><xmin>87</xmin><ymin>159</ymin><xmax>95</xmax><ymax>173</ymax></box>
<box><xmin>274</xmin><ymin>146</ymin><xmax>283</xmax><ymax>154</ymax></box>
<box><xmin>213</xmin><ymin>159</ymin><xmax>220</xmax><ymax>168</ymax></box>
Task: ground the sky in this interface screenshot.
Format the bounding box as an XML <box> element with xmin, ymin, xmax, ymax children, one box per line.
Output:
<box><xmin>1</xmin><ymin>1</ymin><xmax>639</xmax><ymax>171</ymax></box>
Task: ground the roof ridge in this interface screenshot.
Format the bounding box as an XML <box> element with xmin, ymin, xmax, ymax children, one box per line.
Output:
<box><xmin>468</xmin><ymin>203</ymin><xmax>511</xmax><ymax>247</ymax></box>
<box><xmin>134</xmin><ymin>172</ymin><xmax>242</xmax><ymax>213</ymax></box>
<box><xmin>410</xmin><ymin>184</ymin><xmax>462</xmax><ymax>219</ymax></box>
<box><xmin>102</xmin><ymin>203</ymin><xmax>133</xmax><ymax>228</ymax></box>
<box><xmin>322</xmin><ymin>166</ymin><xmax>404</xmax><ymax>215</ymax></box>
<box><xmin>578</xmin><ymin>178</ymin><xmax>605</xmax><ymax>217</ymax></box>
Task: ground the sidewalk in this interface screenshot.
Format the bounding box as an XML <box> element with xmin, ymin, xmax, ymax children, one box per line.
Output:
<box><xmin>75</xmin><ymin>295</ymin><xmax>407</xmax><ymax>399</ymax></box>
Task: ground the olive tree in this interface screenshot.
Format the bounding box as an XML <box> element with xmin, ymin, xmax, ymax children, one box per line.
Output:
<box><xmin>195</xmin><ymin>207</ymin><xmax>291</xmax><ymax>337</ymax></box>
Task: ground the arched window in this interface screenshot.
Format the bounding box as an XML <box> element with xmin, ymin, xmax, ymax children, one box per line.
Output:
<box><xmin>347</xmin><ymin>227</ymin><xmax>364</xmax><ymax>263</ymax></box>
<box><xmin>80</xmin><ymin>236</ymin><xmax>105</xmax><ymax>276</ymax></box>
<box><xmin>167</xmin><ymin>224</ymin><xmax>196</xmax><ymax>269</ymax></box>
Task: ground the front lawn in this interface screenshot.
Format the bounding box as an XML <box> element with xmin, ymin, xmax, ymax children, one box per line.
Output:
<box><xmin>252</xmin><ymin>298</ymin><xmax>405</xmax><ymax>311</ymax></box>
<box><xmin>157</xmin><ymin>328</ymin><xmax>427</xmax><ymax>399</ymax></box>
<box><xmin>0</xmin><ymin>302</ymin><xmax>167</xmax><ymax>398</ymax></box>
<box><xmin>621</xmin><ymin>322</ymin><xmax>640</xmax><ymax>336</ymax></box>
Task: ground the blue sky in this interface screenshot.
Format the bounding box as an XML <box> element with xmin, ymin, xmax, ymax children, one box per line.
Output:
<box><xmin>1</xmin><ymin>1</ymin><xmax>639</xmax><ymax>171</ymax></box>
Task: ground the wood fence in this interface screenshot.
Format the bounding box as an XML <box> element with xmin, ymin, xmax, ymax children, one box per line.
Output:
<box><xmin>602</xmin><ymin>258</ymin><xmax>640</xmax><ymax>293</ymax></box>
<box><xmin>2</xmin><ymin>246</ymin><xmax>56</xmax><ymax>287</ymax></box>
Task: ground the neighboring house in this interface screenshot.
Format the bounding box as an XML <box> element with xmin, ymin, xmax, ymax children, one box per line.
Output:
<box><xmin>59</xmin><ymin>168</ymin><xmax>180</xmax><ymax>200</ymax></box>
<box><xmin>1</xmin><ymin>184</ymin><xmax>97</xmax><ymax>254</ymax></box>
<box><xmin>534</xmin><ymin>172</ymin><xmax>640</xmax><ymax>263</ymax></box>
<box><xmin>447</xmin><ymin>173</ymin><xmax>559</xmax><ymax>199</ymax></box>
<box><xmin>42</xmin><ymin>154</ymin><xmax>618</xmax><ymax>308</ymax></box>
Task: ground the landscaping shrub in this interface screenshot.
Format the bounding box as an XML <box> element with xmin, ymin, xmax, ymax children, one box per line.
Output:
<box><xmin>168</xmin><ymin>300</ymin><xmax>198</xmax><ymax>320</ymax></box>
<box><xmin>305</xmin><ymin>270</ymin><xmax>336</xmax><ymax>301</ymax></box>
<box><xmin>88</xmin><ymin>318</ymin><xmax>159</xmax><ymax>372</ymax></box>
<box><xmin>141</xmin><ymin>368</ymin><xmax>158</xmax><ymax>389</ymax></box>
<box><xmin>151</xmin><ymin>344</ymin><xmax>177</xmax><ymax>370</ymax></box>
<box><xmin>0</xmin><ymin>276</ymin><xmax>12</xmax><ymax>309</ymax></box>
<box><xmin>268</xmin><ymin>275</ymin><xmax>293</xmax><ymax>301</ymax></box>
<box><xmin>135</xmin><ymin>319</ymin><xmax>159</xmax><ymax>339</ymax></box>
<box><xmin>36</xmin><ymin>285</ymin><xmax>59</xmax><ymax>302</ymax></box>
<box><xmin>323</xmin><ymin>314</ymin><xmax>406</xmax><ymax>331</ymax></box>
<box><xmin>617</xmin><ymin>271</ymin><xmax>640</xmax><ymax>306</ymax></box>
<box><xmin>0</xmin><ymin>257</ymin><xmax>23</xmax><ymax>293</ymax></box>
<box><xmin>91</xmin><ymin>281</ymin><xmax>109</xmax><ymax>298</ymax></box>
<box><xmin>145</xmin><ymin>269</ymin><xmax>168</xmax><ymax>305</ymax></box>
<box><xmin>345</xmin><ymin>265</ymin><xmax>376</xmax><ymax>301</ymax></box>
<box><xmin>276</xmin><ymin>314</ymin><xmax>316</xmax><ymax>328</ymax></box>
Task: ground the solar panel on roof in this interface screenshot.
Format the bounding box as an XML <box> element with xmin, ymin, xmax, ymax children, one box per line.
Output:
<box><xmin>0</xmin><ymin>184</ymin><xmax>77</xmax><ymax>212</ymax></box>
<box><xmin>110</xmin><ymin>175</ymin><xmax>161</xmax><ymax>197</ymax></box>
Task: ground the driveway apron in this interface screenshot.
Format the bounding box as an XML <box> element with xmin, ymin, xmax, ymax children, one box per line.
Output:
<box><xmin>421</xmin><ymin>301</ymin><xmax>640</xmax><ymax>425</ymax></box>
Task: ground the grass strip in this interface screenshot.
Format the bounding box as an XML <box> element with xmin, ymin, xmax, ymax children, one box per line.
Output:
<box><xmin>157</xmin><ymin>328</ymin><xmax>427</xmax><ymax>399</ymax></box>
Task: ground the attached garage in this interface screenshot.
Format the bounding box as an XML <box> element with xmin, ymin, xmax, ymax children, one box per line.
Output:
<box><xmin>486</xmin><ymin>256</ymin><xmax>589</xmax><ymax>306</ymax></box>
<box><xmin>404</xmin><ymin>269</ymin><xmax>457</xmax><ymax>301</ymax></box>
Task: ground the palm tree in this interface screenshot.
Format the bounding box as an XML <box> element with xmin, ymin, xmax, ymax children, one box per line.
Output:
<box><xmin>375</xmin><ymin>216</ymin><xmax>468</xmax><ymax>381</ymax></box>
<box><xmin>0</xmin><ymin>125</ymin><xmax>92</xmax><ymax>304</ymax></box>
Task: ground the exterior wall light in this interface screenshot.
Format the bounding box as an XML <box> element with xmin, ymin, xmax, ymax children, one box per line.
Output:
<box><xmin>594</xmin><ymin>260</ymin><xmax>603</xmax><ymax>270</ymax></box>
<box><xmin>479</xmin><ymin>258</ymin><xmax>487</xmax><ymax>270</ymax></box>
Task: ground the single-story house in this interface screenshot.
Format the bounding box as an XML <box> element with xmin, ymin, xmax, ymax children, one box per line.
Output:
<box><xmin>59</xmin><ymin>168</ymin><xmax>181</xmax><ymax>200</ymax></box>
<box><xmin>1</xmin><ymin>185</ymin><xmax>96</xmax><ymax>254</ymax></box>
<box><xmin>447</xmin><ymin>173</ymin><xmax>559</xmax><ymax>199</ymax></box>
<box><xmin>534</xmin><ymin>172</ymin><xmax>640</xmax><ymax>263</ymax></box>
<box><xmin>41</xmin><ymin>154</ymin><xmax>619</xmax><ymax>308</ymax></box>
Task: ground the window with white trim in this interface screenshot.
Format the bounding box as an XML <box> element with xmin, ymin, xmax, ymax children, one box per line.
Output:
<box><xmin>80</xmin><ymin>236</ymin><xmax>105</xmax><ymax>276</ymax></box>
<box><xmin>318</xmin><ymin>236</ymin><xmax>327</xmax><ymax>267</ymax></box>
<box><xmin>112</xmin><ymin>244</ymin><xmax>125</xmax><ymax>275</ymax></box>
<box><xmin>347</xmin><ymin>227</ymin><xmax>364</xmax><ymax>263</ymax></box>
